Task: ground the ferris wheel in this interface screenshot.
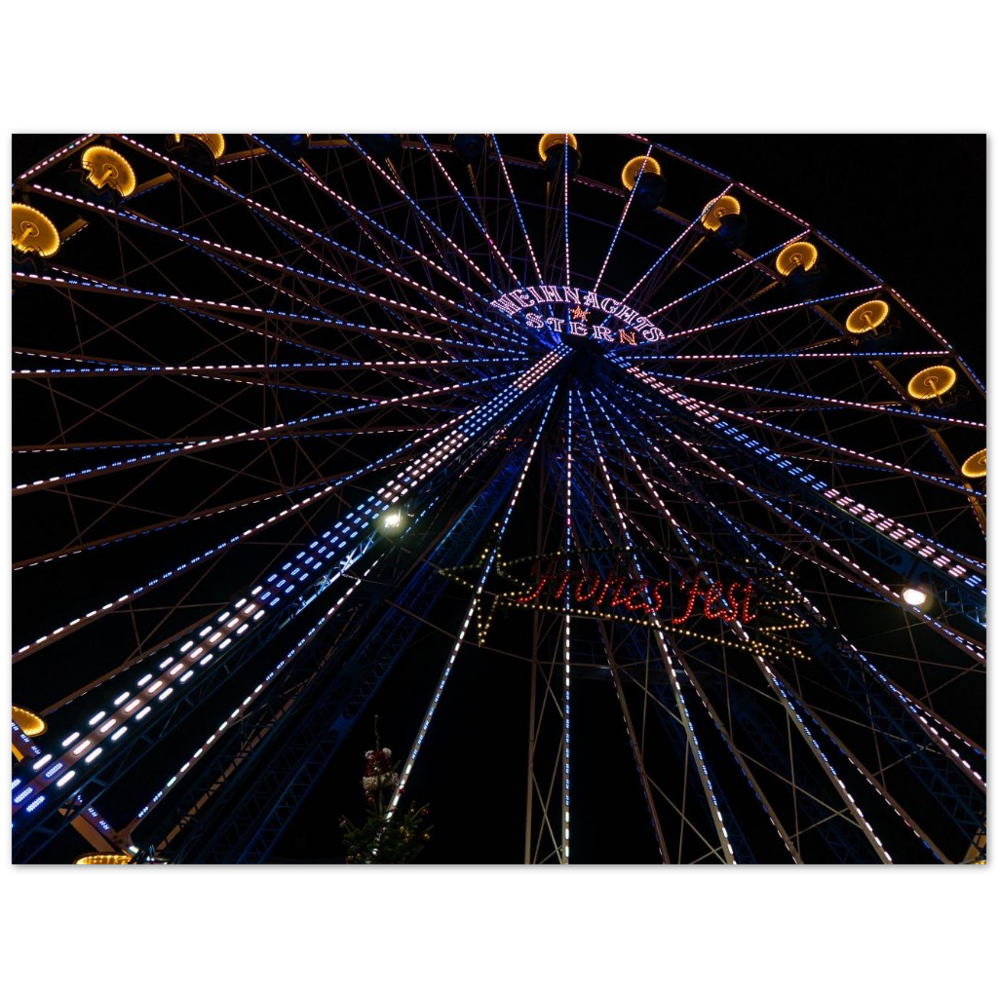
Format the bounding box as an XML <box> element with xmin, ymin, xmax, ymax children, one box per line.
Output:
<box><xmin>11</xmin><ymin>133</ymin><xmax>985</xmax><ymax>863</ymax></box>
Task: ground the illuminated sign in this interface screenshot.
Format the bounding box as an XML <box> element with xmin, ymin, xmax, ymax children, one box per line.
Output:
<box><xmin>515</xmin><ymin>563</ymin><xmax>757</xmax><ymax>625</ymax></box>
<box><xmin>441</xmin><ymin>549</ymin><xmax>809</xmax><ymax>658</ymax></box>
<box><xmin>489</xmin><ymin>285</ymin><xmax>665</xmax><ymax>345</ymax></box>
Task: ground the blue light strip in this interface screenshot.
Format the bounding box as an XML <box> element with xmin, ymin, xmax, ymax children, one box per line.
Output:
<box><xmin>386</xmin><ymin>382</ymin><xmax>563</xmax><ymax>823</ymax></box>
<box><xmin>815</xmin><ymin>230</ymin><xmax>884</xmax><ymax>283</ymax></box>
<box><xmin>627</xmin><ymin>349</ymin><xmax>954</xmax><ymax>363</ymax></box>
<box><xmin>636</xmin><ymin>135</ymin><xmax>733</xmax><ymax>183</ymax></box>
<box><xmin>621</xmin><ymin>184</ymin><xmax>730</xmax><ymax>303</ymax></box>
<box><xmin>592</xmin><ymin>143</ymin><xmax>650</xmax><ymax>295</ymax></box>
<box><xmin>418</xmin><ymin>135</ymin><xmax>553</xmax><ymax>346</ymax></box>
<box><xmin>616</xmin><ymin>360</ymin><xmax>987</xmax><ymax>575</ymax></box>
<box><xmin>562</xmin><ymin>393</ymin><xmax>574</xmax><ymax>861</ymax></box>
<box><xmin>575</xmin><ymin>389</ymin><xmax>737</xmax><ymax>862</ymax></box>
<box><xmin>645</xmin><ymin>232</ymin><xmax>812</xmax><ymax>320</ymax></box>
<box><xmin>341</xmin><ymin>135</ymin><xmax>505</xmax><ymax>299</ymax></box>
<box><xmin>563</xmin><ymin>135</ymin><xmax>571</xmax><ymax>284</ymax></box>
<box><xmin>658</xmin><ymin>287</ymin><xmax>884</xmax><ymax>342</ymax></box>
<box><xmin>647</xmin><ymin>370</ymin><xmax>986</xmax><ymax>432</ymax></box>
<box><xmin>14</xmin><ymin>355</ymin><xmax>525</xmax><ymax>379</ymax></box>
<box><xmin>489</xmin><ymin>135</ymin><xmax>545</xmax><ymax>285</ymax></box>
<box><xmin>112</xmin><ymin>137</ymin><xmax>526</xmax><ymax>351</ymax></box>
<box><xmin>14</xmin><ymin>366</ymin><xmax>519</xmax><ymax>495</ymax></box>
<box><xmin>14</xmin><ymin>349</ymin><xmax>569</xmax><ymax>821</ymax></box>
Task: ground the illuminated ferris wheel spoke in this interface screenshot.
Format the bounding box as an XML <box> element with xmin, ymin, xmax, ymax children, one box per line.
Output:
<box><xmin>488</xmin><ymin>135</ymin><xmax>545</xmax><ymax>285</ymax></box>
<box><xmin>575</xmin><ymin>391</ymin><xmax>735</xmax><ymax>862</ymax></box>
<box><xmin>342</xmin><ymin>135</ymin><xmax>506</xmax><ymax>301</ymax></box>
<box><xmin>388</xmin><ymin>385</ymin><xmax>561</xmax><ymax>824</ymax></box>
<box><xmin>16</xmin><ymin>135</ymin><xmax>97</xmax><ymax>183</ymax></box>
<box><xmin>655</xmin><ymin>349</ymin><xmax>953</xmax><ymax>364</ymax></box>
<box><xmin>654</xmin><ymin>371</ymin><xmax>986</xmax><ymax>432</ymax></box>
<box><xmin>12</xmin><ymin>474</ymin><xmax>343</xmax><ymax>572</ymax></box>
<box><xmin>562</xmin><ymin>136</ymin><xmax>572</xmax><ymax>284</ymax></box>
<box><xmin>244</xmin><ymin>137</ymin><xmax>526</xmax><ymax>343</ymax></box>
<box><xmin>591</xmin><ymin>143</ymin><xmax>652</xmax><ymax>296</ymax></box>
<box><xmin>587</xmin><ymin>387</ymin><xmax>927</xmax><ymax>859</ymax></box>
<box><xmin>643</xmin><ymin>232</ymin><xmax>812</xmax><ymax>322</ymax></box>
<box><xmin>560</xmin><ymin>395</ymin><xmax>573</xmax><ymax>861</ymax></box>
<box><xmin>623</xmin><ymin>183</ymin><xmax>735</xmax><ymax>307</ymax></box>
<box><xmin>418</xmin><ymin>136</ymin><xmax>546</xmax><ymax>313</ymax></box>
<box><xmin>111</xmin><ymin>140</ymin><xmax>532</xmax><ymax>361</ymax></box>
<box><xmin>652</xmin><ymin>285</ymin><xmax>884</xmax><ymax>347</ymax></box>
<box><xmin>13</xmin><ymin>367</ymin><xmax>521</xmax><ymax>496</ymax></box>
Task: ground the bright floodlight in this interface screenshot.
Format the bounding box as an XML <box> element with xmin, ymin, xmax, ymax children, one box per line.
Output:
<box><xmin>379</xmin><ymin>509</ymin><xmax>405</xmax><ymax>534</ymax></box>
<box><xmin>902</xmin><ymin>587</ymin><xmax>927</xmax><ymax>607</ymax></box>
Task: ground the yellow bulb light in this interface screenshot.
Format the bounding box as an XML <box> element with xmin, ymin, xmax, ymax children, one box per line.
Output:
<box><xmin>538</xmin><ymin>133</ymin><xmax>578</xmax><ymax>161</ymax></box>
<box><xmin>961</xmin><ymin>448</ymin><xmax>986</xmax><ymax>478</ymax></box>
<box><xmin>621</xmin><ymin>155</ymin><xmax>662</xmax><ymax>191</ymax></box>
<box><xmin>845</xmin><ymin>299</ymin><xmax>889</xmax><ymax>334</ymax></box>
<box><xmin>12</xmin><ymin>204</ymin><xmax>60</xmax><ymax>257</ymax></box>
<box><xmin>907</xmin><ymin>365</ymin><xmax>957</xmax><ymax>400</ymax></box>
<box><xmin>701</xmin><ymin>195</ymin><xmax>741</xmax><ymax>232</ymax></box>
<box><xmin>13</xmin><ymin>706</ymin><xmax>46</xmax><ymax>737</ymax></box>
<box><xmin>81</xmin><ymin>145</ymin><xmax>137</xmax><ymax>197</ymax></box>
<box><xmin>775</xmin><ymin>241</ymin><xmax>818</xmax><ymax>276</ymax></box>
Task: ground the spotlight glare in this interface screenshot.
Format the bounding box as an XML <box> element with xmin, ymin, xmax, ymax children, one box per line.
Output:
<box><xmin>379</xmin><ymin>509</ymin><xmax>406</xmax><ymax>535</ymax></box>
<box><xmin>902</xmin><ymin>587</ymin><xmax>927</xmax><ymax>607</ymax></box>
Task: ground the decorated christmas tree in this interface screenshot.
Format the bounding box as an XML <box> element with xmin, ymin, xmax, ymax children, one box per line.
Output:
<box><xmin>340</xmin><ymin>720</ymin><xmax>432</xmax><ymax>864</ymax></box>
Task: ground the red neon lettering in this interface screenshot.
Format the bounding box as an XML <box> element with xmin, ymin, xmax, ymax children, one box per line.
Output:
<box><xmin>650</xmin><ymin>581</ymin><xmax>668</xmax><ymax>616</ymax></box>
<box><xmin>671</xmin><ymin>576</ymin><xmax>704</xmax><ymax>624</ymax></box>
<box><xmin>624</xmin><ymin>580</ymin><xmax>653</xmax><ymax>613</ymax></box>
<box><xmin>722</xmin><ymin>582</ymin><xmax>742</xmax><ymax>623</ymax></box>
<box><xmin>518</xmin><ymin>574</ymin><xmax>551</xmax><ymax>604</ymax></box>
<box><xmin>574</xmin><ymin>572</ymin><xmax>602</xmax><ymax>601</ymax></box>
<box><xmin>703</xmin><ymin>581</ymin><xmax>727</xmax><ymax>619</ymax></box>
<box><xmin>609</xmin><ymin>577</ymin><xmax>631</xmax><ymax>609</ymax></box>
<box><xmin>553</xmin><ymin>571</ymin><xmax>576</xmax><ymax>600</ymax></box>
<box><xmin>516</xmin><ymin>564</ymin><xmax>756</xmax><ymax>627</ymax></box>
<box><xmin>594</xmin><ymin>574</ymin><xmax>618</xmax><ymax>606</ymax></box>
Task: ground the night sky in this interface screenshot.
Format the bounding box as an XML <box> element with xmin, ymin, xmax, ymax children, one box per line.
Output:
<box><xmin>10</xmin><ymin>134</ymin><xmax>985</xmax><ymax>870</ymax></box>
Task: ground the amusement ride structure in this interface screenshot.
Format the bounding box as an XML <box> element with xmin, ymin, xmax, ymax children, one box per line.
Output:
<box><xmin>11</xmin><ymin>134</ymin><xmax>985</xmax><ymax>863</ymax></box>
